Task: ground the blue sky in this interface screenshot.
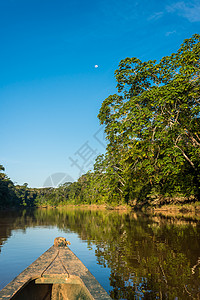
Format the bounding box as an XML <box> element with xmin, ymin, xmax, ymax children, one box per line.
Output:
<box><xmin>0</xmin><ymin>0</ymin><xmax>199</xmax><ymax>187</ymax></box>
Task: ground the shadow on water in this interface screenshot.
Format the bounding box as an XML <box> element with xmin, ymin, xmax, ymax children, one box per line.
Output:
<box><xmin>0</xmin><ymin>207</ymin><xmax>200</xmax><ymax>299</ymax></box>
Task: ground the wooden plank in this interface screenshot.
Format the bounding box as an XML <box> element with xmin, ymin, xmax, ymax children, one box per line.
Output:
<box><xmin>35</xmin><ymin>275</ymin><xmax>80</xmax><ymax>285</ymax></box>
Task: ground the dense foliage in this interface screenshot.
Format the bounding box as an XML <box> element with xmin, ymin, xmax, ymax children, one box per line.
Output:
<box><xmin>96</xmin><ymin>34</ymin><xmax>200</xmax><ymax>205</ymax></box>
<box><xmin>0</xmin><ymin>165</ymin><xmax>37</xmax><ymax>207</ymax></box>
<box><xmin>0</xmin><ymin>34</ymin><xmax>200</xmax><ymax>208</ymax></box>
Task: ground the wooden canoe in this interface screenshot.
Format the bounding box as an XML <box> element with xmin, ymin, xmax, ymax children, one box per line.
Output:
<box><xmin>0</xmin><ymin>237</ymin><xmax>111</xmax><ymax>300</ymax></box>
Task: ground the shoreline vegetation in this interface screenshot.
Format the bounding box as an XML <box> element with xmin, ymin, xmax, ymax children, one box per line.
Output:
<box><xmin>1</xmin><ymin>35</ymin><xmax>200</xmax><ymax>212</ymax></box>
<box><xmin>28</xmin><ymin>203</ymin><xmax>200</xmax><ymax>223</ymax></box>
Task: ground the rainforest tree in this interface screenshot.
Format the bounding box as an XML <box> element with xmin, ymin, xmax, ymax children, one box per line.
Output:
<box><xmin>98</xmin><ymin>34</ymin><xmax>200</xmax><ymax>203</ymax></box>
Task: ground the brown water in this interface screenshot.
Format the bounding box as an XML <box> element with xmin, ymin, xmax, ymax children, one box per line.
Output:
<box><xmin>0</xmin><ymin>207</ymin><xmax>199</xmax><ymax>299</ymax></box>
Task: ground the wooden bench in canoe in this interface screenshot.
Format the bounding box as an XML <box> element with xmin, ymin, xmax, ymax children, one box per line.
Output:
<box><xmin>0</xmin><ymin>237</ymin><xmax>111</xmax><ymax>300</ymax></box>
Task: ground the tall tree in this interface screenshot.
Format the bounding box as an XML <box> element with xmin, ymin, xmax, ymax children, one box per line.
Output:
<box><xmin>98</xmin><ymin>34</ymin><xmax>200</xmax><ymax>202</ymax></box>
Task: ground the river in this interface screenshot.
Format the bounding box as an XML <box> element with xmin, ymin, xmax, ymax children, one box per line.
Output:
<box><xmin>0</xmin><ymin>207</ymin><xmax>199</xmax><ymax>299</ymax></box>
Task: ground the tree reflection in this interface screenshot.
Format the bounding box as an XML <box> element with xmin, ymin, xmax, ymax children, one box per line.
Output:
<box><xmin>0</xmin><ymin>208</ymin><xmax>199</xmax><ymax>299</ymax></box>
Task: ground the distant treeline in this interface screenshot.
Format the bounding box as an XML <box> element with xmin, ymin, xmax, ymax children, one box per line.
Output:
<box><xmin>1</xmin><ymin>35</ymin><xmax>200</xmax><ymax>208</ymax></box>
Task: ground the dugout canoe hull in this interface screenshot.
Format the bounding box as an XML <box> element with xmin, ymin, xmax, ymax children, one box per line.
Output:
<box><xmin>0</xmin><ymin>244</ymin><xmax>111</xmax><ymax>300</ymax></box>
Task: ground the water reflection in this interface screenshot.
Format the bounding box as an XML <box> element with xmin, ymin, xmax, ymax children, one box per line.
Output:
<box><xmin>0</xmin><ymin>208</ymin><xmax>199</xmax><ymax>299</ymax></box>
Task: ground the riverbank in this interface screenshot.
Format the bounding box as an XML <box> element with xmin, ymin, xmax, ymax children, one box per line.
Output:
<box><xmin>38</xmin><ymin>203</ymin><xmax>131</xmax><ymax>211</ymax></box>
<box><xmin>38</xmin><ymin>201</ymin><xmax>200</xmax><ymax>215</ymax></box>
<box><xmin>146</xmin><ymin>203</ymin><xmax>200</xmax><ymax>220</ymax></box>
<box><xmin>150</xmin><ymin>203</ymin><xmax>200</xmax><ymax>213</ymax></box>
<box><xmin>2</xmin><ymin>199</ymin><xmax>200</xmax><ymax>219</ymax></box>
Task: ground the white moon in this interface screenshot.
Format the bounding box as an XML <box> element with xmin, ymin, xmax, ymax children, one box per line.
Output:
<box><xmin>94</xmin><ymin>65</ymin><xmax>99</xmax><ymax>68</ymax></box>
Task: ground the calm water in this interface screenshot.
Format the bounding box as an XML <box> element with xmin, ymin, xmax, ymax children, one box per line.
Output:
<box><xmin>0</xmin><ymin>208</ymin><xmax>199</xmax><ymax>299</ymax></box>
